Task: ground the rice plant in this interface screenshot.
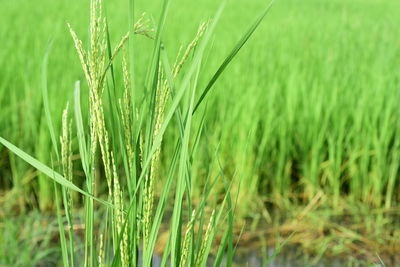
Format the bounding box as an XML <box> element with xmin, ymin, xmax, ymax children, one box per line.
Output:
<box><xmin>0</xmin><ymin>0</ymin><xmax>271</xmax><ymax>265</ymax></box>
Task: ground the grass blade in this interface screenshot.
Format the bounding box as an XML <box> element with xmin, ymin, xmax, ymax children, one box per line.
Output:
<box><xmin>0</xmin><ymin>136</ymin><xmax>112</xmax><ymax>208</ymax></box>
<box><xmin>193</xmin><ymin>1</ymin><xmax>274</xmax><ymax>113</ymax></box>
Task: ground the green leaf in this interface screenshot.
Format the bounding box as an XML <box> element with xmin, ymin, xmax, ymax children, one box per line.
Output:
<box><xmin>41</xmin><ymin>40</ymin><xmax>60</xmax><ymax>160</ymax></box>
<box><xmin>0</xmin><ymin>136</ymin><xmax>112</xmax><ymax>208</ymax></box>
<box><xmin>193</xmin><ymin>1</ymin><xmax>274</xmax><ymax>113</ymax></box>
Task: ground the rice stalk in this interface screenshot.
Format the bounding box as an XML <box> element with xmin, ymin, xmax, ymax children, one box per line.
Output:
<box><xmin>60</xmin><ymin>103</ymin><xmax>73</xmax><ymax>207</ymax></box>
<box><xmin>195</xmin><ymin>210</ymin><xmax>215</xmax><ymax>267</ymax></box>
<box><xmin>111</xmin><ymin>153</ymin><xmax>129</xmax><ymax>267</ymax></box>
<box><xmin>119</xmin><ymin>52</ymin><xmax>134</xmax><ymax>179</ymax></box>
<box><xmin>98</xmin><ymin>233</ymin><xmax>105</xmax><ymax>267</ymax></box>
<box><xmin>179</xmin><ymin>210</ymin><xmax>196</xmax><ymax>267</ymax></box>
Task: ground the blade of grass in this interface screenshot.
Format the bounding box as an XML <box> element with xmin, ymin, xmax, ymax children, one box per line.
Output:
<box><xmin>54</xmin><ymin>181</ymin><xmax>70</xmax><ymax>267</ymax></box>
<box><xmin>0</xmin><ymin>136</ymin><xmax>113</xmax><ymax>208</ymax></box>
<box><xmin>42</xmin><ymin>41</ymin><xmax>75</xmax><ymax>265</ymax></box>
<box><xmin>193</xmin><ymin>1</ymin><xmax>274</xmax><ymax>114</ymax></box>
<box><xmin>41</xmin><ymin>40</ymin><xmax>60</xmax><ymax>159</ymax></box>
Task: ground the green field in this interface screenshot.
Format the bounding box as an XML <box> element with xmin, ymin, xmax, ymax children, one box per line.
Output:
<box><xmin>1</xmin><ymin>0</ymin><xmax>400</xmax><ymax>265</ymax></box>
